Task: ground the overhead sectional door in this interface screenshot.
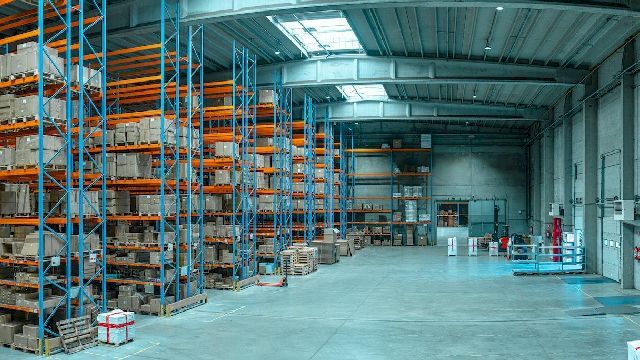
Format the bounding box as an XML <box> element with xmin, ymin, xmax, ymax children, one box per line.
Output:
<box><xmin>600</xmin><ymin>152</ymin><xmax>621</xmax><ymax>282</ymax></box>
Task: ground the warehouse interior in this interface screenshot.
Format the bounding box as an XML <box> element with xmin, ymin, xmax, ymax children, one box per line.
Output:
<box><xmin>0</xmin><ymin>0</ymin><xmax>639</xmax><ymax>359</ymax></box>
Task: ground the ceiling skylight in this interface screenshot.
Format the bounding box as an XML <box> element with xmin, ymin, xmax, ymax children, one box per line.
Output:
<box><xmin>269</xmin><ymin>11</ymin><xmax>363</xmax><ymax>55</ymax></box>
<box><xmin>338</xmin><ymin>85</ymin><xmax>388</xmax><ymax>101</ymax></box>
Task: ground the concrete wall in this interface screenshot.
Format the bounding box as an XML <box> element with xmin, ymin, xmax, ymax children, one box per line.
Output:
<box><xmin>353</xmin><ymin>144</ymin><xmax>528</xmax><ymax>237</ymax></box>
<box><xmin>529</xmin><ymin>37</ymin><xmax>638</xmax><ymax>288</ymax></box>
<box><xmin>431</xmin><ymin>145</ymin><xmax>528</xmax><ymax>235</ymax></box>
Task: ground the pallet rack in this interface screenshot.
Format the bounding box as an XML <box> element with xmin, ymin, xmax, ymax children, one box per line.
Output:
<box><xmin>200</xmin><ymin>48</ymin><xmax>294</xmax><ymax>286</ymax></box>
<box><xmin>322</xmin><ymin>109</ymin><xmax>335</xmax><ymax>230</ymax></box>
<box><xmin>302</xmin><ymin>95</ymin><xmax>316</xmax><ymax>244</ymax></box>
<box><xmin>346</xmin><ymin>147</ymin><xmax>433</xmax><ymax>245</ymax></box>
<box><xmin>102</xmin><ymin>0</ymin><xmax>205</xmax><ymax>314</ymax></box>
<box><xmin>0</xmin><ymin>0</ymin><xmax>107</xmax><ymax>353</ymax></box>
<box><xmin>338</xmin><ymin>125</ymin><xmax>348</xmax><ymax>239</ymax></box>
<box><xmin>255</xmin><ymin>72</ymin><xmax>293</xmax><ymax>270</ymax></box>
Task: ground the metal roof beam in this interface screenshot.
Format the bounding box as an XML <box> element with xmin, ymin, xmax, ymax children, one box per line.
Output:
<box><xmin>205</xmin><ymin>55</ymin><xmax>587</xmax><ymax>87</ymax></box>
<box><xmin>304</xmin><ymin>99</ymin><xmax>544</xmax><ymax>123</ymax></box>
<box><xmin>103</xmin><ymin>0</ymin><xmax>640</xmax><ymax>38</ymax></box>
<box><xmin>180</xmin><ymin>0</ymin><xmax>640</xmax><ymax>23</ymax></box>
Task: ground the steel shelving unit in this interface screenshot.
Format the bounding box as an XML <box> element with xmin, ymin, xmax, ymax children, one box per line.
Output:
<box><xmin>272</xmin><ymin>72</ymin><xmax>293</xmax><ymax>257</ymax></box>
<box><xmin>102</xmin><ymin>0</ymin><xmax>205</xmax><ymax>314</ymax></box>
<box><xmin>338</xmin><ymin>125</ymin><xmax>348</xmax><ymax>239</ymax></box>
<box><xmin>235</xmin><ymin>44</ymin><xmax>258</xmax><ymax>282</ymax></box>
<box><xmin>346</xmin><ymin>148</ymin><xmax>432</xmax><ymax>245</ymax></box>
<box><xmin>201</xmin><ymin>42</ymin><xmax>267</xmax><ymax>289</ymax></box>
<box><xmin>185</xmin><ymin>23</ymin><xmax>205</xmax><ymax>298</ymax></box>
<box><xmin>302</xmin><ymin>95</ymin><xmax>317</xmax><ymax>244</ymax></box>
<box><xmin>77</xmin><ymin>0</ymin><xmax>109</xmax><ymax>322</ymax></box>
<box><xmin>0</xmin><ymin>0</ymin><xmax>107</xmax><ymax>353</ymax></box>
<box><xmin>322</xmin><ymin>109</ymin><xmax>334</xmax><ymax>230</ymax></box>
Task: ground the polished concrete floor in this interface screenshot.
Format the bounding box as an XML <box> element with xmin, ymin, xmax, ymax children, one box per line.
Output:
<box><xmin>5</xmin><ymin>246</ymin><xmax>640</xmax><ymax>359</ymax></box>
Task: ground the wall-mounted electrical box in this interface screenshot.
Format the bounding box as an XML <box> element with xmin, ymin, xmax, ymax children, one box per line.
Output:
<box><xmin>549</xmin><ymin>203</ymin><xmax>564</xmax><ymax>217</ymax></box>
<box><xmin>613</xmin><ymin>200</ymin><xmax>635</xmax><ymax>221</ymax></box>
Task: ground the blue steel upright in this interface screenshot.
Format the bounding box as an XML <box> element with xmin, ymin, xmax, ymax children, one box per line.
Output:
<box><xmin>232</xmin><ymin>43</ymin><xmax>258</xmax><ymax>286</ymax></box>
<box><xmin>273</xmin><ymin>72</ymin><xmax>293</xmax><ymax>260</ymax></box>
<box><xmin>186</xmin><ymin>24</ymin><xmax>205</xmax><ymax>296</ymax></box>
<box><xmin>158</xmin><ymin>0</ymin><xmax>181</xmax><ymax>311</ymax></box>
<box><xmin>323</xmin><ymin>109</ymin><xmax>334</xmax><ymax>230</ymax></box>
<box><xmin>303</xmin><ymin>96</ymin><xmax>317</xmax><ymax>244</ymax></box>
<box><xmin>76</xmin><ymin>0</ymin><xmax>108</xmax><ymax>316</ymax></box>
<box><xmin>339</xmin><ymin>125</ymin><xmax>348</xmax><ymax>239</ymax></box>
<box><xmin>36</xmin><ymin>0</ymin><xmax>73</xmax><ymax>349</ymax></box>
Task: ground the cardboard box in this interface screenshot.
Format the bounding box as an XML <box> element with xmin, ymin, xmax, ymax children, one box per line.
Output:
<box><xmin>0</xmin><ymin>322</ymin><xmax>22</xmax><ymax>345</ymax></box>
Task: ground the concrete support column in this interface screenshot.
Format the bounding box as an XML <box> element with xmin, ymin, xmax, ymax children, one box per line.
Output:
<box><xmin>583</xmin><ymin>75</ymin><xmax>599</xmax><ymax>274</ymax></box>
<box><xmin>620</xmin><ymin>40</ymin><xmax>635</xmax><ymax>289</ymax></box>
<box><xmin>531</xmin><ymin>141</ymin><xmax>542</xmax><ymax>235</ymax></box>
<box><xmin>541</xmin><ymin>117</ymin><xmax>555</xmax><ymax>237</ymax></box>
<box><xmin>563</xmin><ymin>92</ymin><xmax>574</xmax><ymax>231</ymax></box>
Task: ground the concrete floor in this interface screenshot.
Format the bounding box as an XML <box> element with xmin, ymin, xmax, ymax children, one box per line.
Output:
<box><xmin>5</xmin><ymin>246</ymin><xmax>640</xmax><ymax>359</ymax></box>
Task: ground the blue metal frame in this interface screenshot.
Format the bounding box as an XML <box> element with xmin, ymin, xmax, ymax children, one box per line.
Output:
<box><xmin>186</xmin><ymin>24</ymin><xmax>205</xmax><ymax>296</ymax></box>
<box><xmin>303</xmin><ymin>96</ymin><xmax>317</xmax><ymax>244</ymax></box>
<box><xmin>273</xmin><ymin>72</ymin><xmax>293</xmax><ymax>261</ymax></box>
<box><xmin>339</xmin><ymin>125</ymin><xmax>348</xmax><ymax>239</ymax></box>
<box><xmin>232</xmin><ymin>43</ymin><xmax>258</xmax><ymax>286</ymax></box>
<box><xmin>35</xmin><ymin>0</ymin><xmax>73</xmax><ymax>347</ymax></box>
<box><xmin>323</xmin><ymin>109</ymin><xmax>334</xmax><ymax>230</ymax></box>
<box><xmin>159</xmin><ymin>0</ymin><xmax>181</xmax><ymax>310</ymax></box>
<box><xmin>77</xmin><ymin>0</ymin><xmax>108</xmax><ymax>317</ymax></box>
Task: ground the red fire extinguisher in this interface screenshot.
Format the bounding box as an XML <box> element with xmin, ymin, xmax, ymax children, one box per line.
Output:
<box><xmin>552</xmin><ymin>217</ymin><xmax>562</xmax><ymax>262</ymax></box>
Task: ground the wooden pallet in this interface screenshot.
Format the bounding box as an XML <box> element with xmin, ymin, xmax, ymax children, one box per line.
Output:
<box><xmin>165</xmin><ymin>293</ymin><xmax>208</xmax><ymax>316</ymax></box>
<box><xmin>10</xmin><ymin>343</ymin><xmax>40</xmax><ymax>355</ymax></box>
<box><xmin>56</xmin><ymin>315</ymin><xmax>97</xmax><ymax>354</ymax></box>
<box><xmin>99</xmin><ymin>338</ymin><xmax>134</xmax><ymax>347</ymax></box>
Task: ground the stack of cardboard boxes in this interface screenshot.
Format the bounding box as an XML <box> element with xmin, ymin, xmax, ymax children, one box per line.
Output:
<box><xmin>0</xmin><ymin>184</ymin><xmax>30</xmax><ymax>215</ymax></box>
<box><xmin>102</xmin><ymin>190</ymin><xmax>131</xmax><ymax>215</ymax></box>
<box><xmin>310</xmin><ymin>228</ymin><xmax>340</xmax><ymax>265</ymax></box>
<box><xmin>15</xmin><ymin>135</ymin><xmax>66</xmax><ymax>168</ymax></box>
<box><xmin>136</xmin><ymin>195</ymin><xmax>177</xmax><ymax>215</ymax></box>
<box><xmin>3</xmin><ymin>42</ymin><xmax>62</xmax><ymax>78</ymax></box>
<box><xmin>438</xmin><ymin>210</ymin><xmax>459</xmax><ymax>227</ymax></box>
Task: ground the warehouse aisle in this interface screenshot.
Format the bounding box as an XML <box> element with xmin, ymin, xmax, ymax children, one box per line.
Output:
<box><xmin>6</xmin><ymin>247</ymin><xmax>640</xmax><ymax>359</ymax></box>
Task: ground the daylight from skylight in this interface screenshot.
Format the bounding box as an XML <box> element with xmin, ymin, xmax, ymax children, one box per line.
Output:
<box><xmin>338</xmin><ymin>85</ymin><xmax>388</xmax><ymax>101</ymax></box>
<box><xmin>269</xmin><ymin>11</ymin><xmax>362</xmax><ymax>55</ymax></box>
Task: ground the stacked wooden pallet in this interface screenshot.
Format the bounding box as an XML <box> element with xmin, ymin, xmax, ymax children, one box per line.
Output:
<box><xmin>292</xmin><ymin>263</ymin><xmax>311</xmax><ymax>275</ymax></box>
<box><xmin>56</xmin><ymin>315</ymin><xmax>97</xmax><ymax>354</ymax></box>
<box><xmin>282</xmin><ymin>246</ymin><xmax>318</xmax><ymax>276</ymax></box>
<box><xmin>297</xmin><ymin>247</ymin><xmax>318</xmax><ymax>272</ymax></box>
<box><xmin>281</xmin><ymin>249</ymin><xmax>298</xmax><ymax>274</ymax></box>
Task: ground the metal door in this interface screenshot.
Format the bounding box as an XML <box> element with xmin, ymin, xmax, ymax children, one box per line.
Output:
<box><xmin>573</xmin><ymin>161</ymin><xmax>584</xmax><ymax>234</ymax></box>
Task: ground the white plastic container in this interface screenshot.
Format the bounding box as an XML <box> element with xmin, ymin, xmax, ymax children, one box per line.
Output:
<box><xmin>628</xmin><ymin>340</ymin><xmax>640</xmax><ymax>359</ymax></box>
<box><xmin>468</xmin><ymin>237</ymin><xmax>478</xmax><ymax>256</ymax></box>
<box><xmin>489</xmin><ymin>242</ymin><xmax>499</xmax><ymax>256</ymax></box>
<box><xmin>447</xmin><ymin>237</ymin><xmax>457</xmax><ymax>256</ymax></box>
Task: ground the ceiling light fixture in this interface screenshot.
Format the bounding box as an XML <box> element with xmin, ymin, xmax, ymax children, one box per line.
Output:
<box><xmin>354</xmin><ymin>122</ymin><xmax>359</xmax><ymax>125</ymax></box>
<box><xmin>496</xmin><ymin>6</ymin><xmax>504</xmax><ymax>11</ymax></box>
<box><xmin>484</xmin><ymin>45</ymin><xmax>492</xmax><ymax>50</ymax></box>
<box><xmin>275</xmin><ymin>50</ymin><xmax>281</xmax><ymax>55</ymax></box>
<box><xmin>473</xmin><ymin>94</ymin><xmax>477</xmax><ymax>99</ymax></box>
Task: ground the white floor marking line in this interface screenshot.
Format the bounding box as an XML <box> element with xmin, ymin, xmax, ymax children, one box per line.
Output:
<box><xmin>83</xmin><ymin>350</ymin><xmax>107</xmax><ymax>357</ymax></box>
<box><xmin>115</xmin><ymin>342</ymin><xmax>161</xmax><ymax>360</ymax></box>
<box><xmin>203</xmin><ymin>306</ymin><xmax>246</xmax><ymax>323</ymax></box>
